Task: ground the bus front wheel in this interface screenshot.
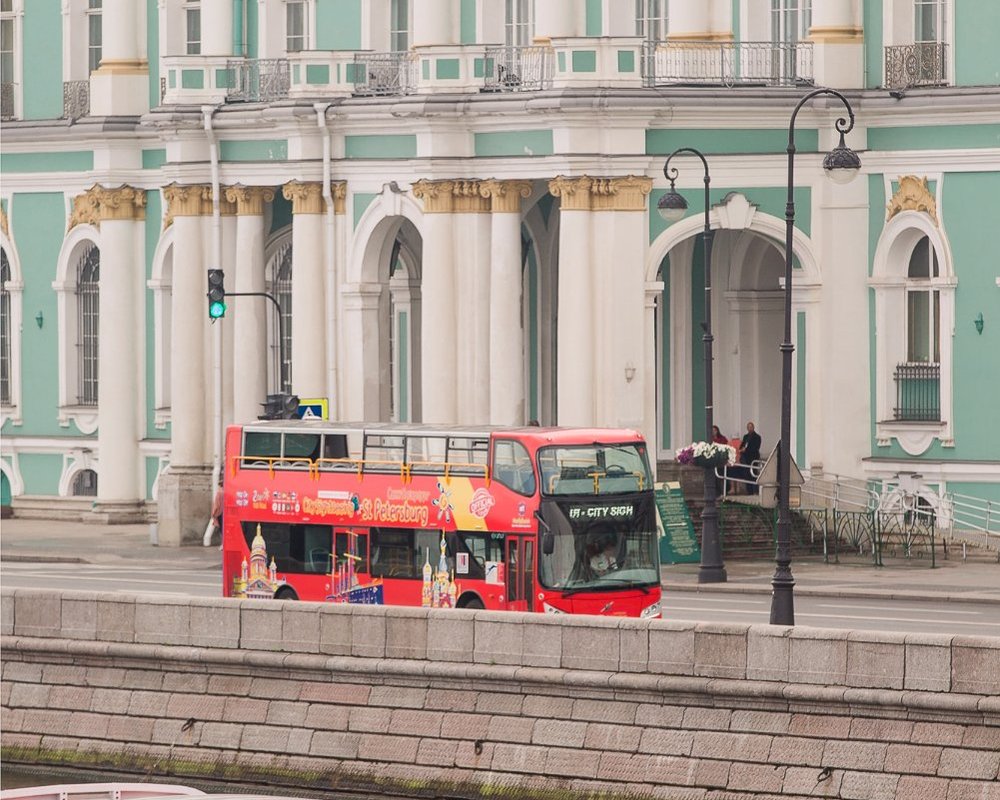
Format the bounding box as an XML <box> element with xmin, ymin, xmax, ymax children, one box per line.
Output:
<box><xmin>274</xmin><ymin>586</ymin><xmax>299</xmax><ymax>601</ymax></box>
<box><xmin>457</xmin><ymin>594</ymin><xmax>484</xmax><ymax>610</ymax></box>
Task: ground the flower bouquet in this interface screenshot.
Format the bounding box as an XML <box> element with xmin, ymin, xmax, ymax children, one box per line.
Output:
<box><xmin>675</xmin><ymin>441</ymin><xmax>737</xmax><ymax>469</ymax></box>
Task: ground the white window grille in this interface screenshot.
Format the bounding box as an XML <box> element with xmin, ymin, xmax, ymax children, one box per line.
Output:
<box><xmin>72</xmin><ymin>468</ymin><xmax>98</xmax><ymax>497</ymax></box>
<box><xmin>635</xmin><ymin>0</ymin><xmax>668</xmax><ymax>41</ymax></box>
<box><xmin>86</xmin><ymin>0</ymin><xmax>102</xmax><ymax>71</ymax></box>
<box><xmin>185</xmin><ymin>1</ymin><xmax>201</xmax><ymax>55</ymax></box>
<box><xmin>286</xmin><ymin>0</ymin><xmax>309</xmax><ymax>52</ymax></box>
<box><xmin>76</xmin><ymin>244</ymin><xmax>99</xmax><ymax>407</ymax></box>
<box><xmin>0</xmin><ymin>249</ymin><xmax>10</xmax><ymax>406</ymax></box>
<box><xmin>505</xmin><ymin>0</ymin><xmax>533</xmax><ymax>47</ymax></box>
<box><xmin>390</xmin><ymin>0</ymin><xmax>410</xmax><ymax>52</ymax></box>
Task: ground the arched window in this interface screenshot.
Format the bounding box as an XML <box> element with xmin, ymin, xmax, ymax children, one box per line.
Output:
<box><xmin>635</xmin><ymin>0</ymin><xmax>668</xmax><ymax>42</ymax></box>
<box><xmin>267</xmin><ymin>241</ymin><xmax>293</xmax><ymax>394</ymax></box>
<box><xmin>905</xmin><ymin>235</ymin><xmax>940</xmax><ymax>364</ymax></box>
<box><xmin>72</xmin><ymin>468</ymin><xmax>98</xmax><ymax>496</ymax></box>
<box><xmin>0</xmin><ymin>248</ymin><xmax>11</xmax><ymax>406</ymax></box>
<box><xmin>77</xmin><ymin>243</ymin><xmax>100</xmax><ymax>406</ymax></box>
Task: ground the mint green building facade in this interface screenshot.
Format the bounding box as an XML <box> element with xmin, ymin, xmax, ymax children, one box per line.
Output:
<box><xmin>1</xmin><ymin>0</ymin><xmax>998</xmax><ymax>540</ymax></box>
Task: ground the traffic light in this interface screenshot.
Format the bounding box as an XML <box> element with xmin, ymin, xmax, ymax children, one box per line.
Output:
<box><xmin>260</xmin><ymin>393</ymin><xmax>300</xmax><ymax>420</ymax></box>
<box><xmin>207</xmin><ymin>269</ymin><xmax>226</xmax><ymax>319</ymax></box>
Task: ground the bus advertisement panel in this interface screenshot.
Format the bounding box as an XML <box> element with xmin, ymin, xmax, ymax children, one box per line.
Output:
<box><xmin>221</xmin><ymin>422</ymin><xmax>661</xmax><ymax>618</ymax></box>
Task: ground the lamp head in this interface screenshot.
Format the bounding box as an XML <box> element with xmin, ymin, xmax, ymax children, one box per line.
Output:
<box><xmin>823</xmin><ymin>130</ymin><xmax>861</xmax><ymax>185</ymax></box>
<box><xmin>657</xmin><ymin>182</ymin><xmax>688</xmax><ymax>223</ymax></box>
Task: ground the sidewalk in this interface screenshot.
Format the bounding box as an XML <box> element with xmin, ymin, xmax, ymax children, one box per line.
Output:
<box><xmin>1</xmin><ymin>517</ymin><xmax>998</xmax><ymax>604</ymax></box>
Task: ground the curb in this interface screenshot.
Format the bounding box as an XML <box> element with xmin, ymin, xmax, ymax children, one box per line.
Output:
<box><xmin>664</xmin><ymin>581</ymin><xmax>1000</xmax><ymax>605</ymax></box>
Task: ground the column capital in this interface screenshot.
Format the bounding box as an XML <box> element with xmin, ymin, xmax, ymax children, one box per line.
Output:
<box><xmin>480</xmin><ymin>179</ymin><xmax>533</xmax><ymax>213</ymax></box>
<box><xmin>452</xmin><ymin>180</ymin><xmax>491</xmax><ymax>213</ymax></box>
<box><xmin>332</xmin><ymin>181</ymin><xmax>347</xmax><ymax>215</ymax></box>
<box><xmin>204</xmin><ymin>186</ymin><xmax>237</xmax><ymax>216</ymax></box>
<box><xmin>548</xmin><ymin>175</ymin><xmax>652</xmax><ymax>211</ymax></box>
<box><xmin>412</xmin><ymin>179</ymin><xmax>456</xmax><ymax>213</ymax></box>
<box><xmin>283</xmin><ymin>181</ymin><xmax>325</xmax><ymax>214</ymax></box>
<box><xmin>94</xmin><ymin>185</ymin><xmax>147</xmax><ymax>222</ymax></box>
<box><xmin>68</xmin><ymin>187</ymin><xmax>101</xmax><ymax>230</ymax></box>
<box><xmin>164</xmin><ymin>183</ymin><xmax>212</xmax><ymax>227</ymax></box>
<box><xmin>224</xmin><ymin>185</ymin><xmax>276</xmax><ymax>216</ymax></box>
<box><xmin>548</xmin><ymin>176</ymin><xmax>593</xmax><ymax>211</ymax></box>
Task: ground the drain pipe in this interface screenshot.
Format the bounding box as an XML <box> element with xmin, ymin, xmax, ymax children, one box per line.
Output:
<box><xmin>315</xmin><ymin>102</ymin><xmax>337</xmax><ymax>418</ymax></box>
<box><xmin>203</xmin><ymin>104</ymin><xmax>223</xmax><ymax>545</ymax></box>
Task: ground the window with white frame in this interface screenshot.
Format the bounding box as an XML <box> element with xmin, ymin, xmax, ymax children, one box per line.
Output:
<box><xmin>771</xmin><ymin>0</ymin><xmax>811</xmax><ymax>42</ymax></box>
<box><xmin>905</xmin><ymin>235</ymin><xmax>940</xmax><ymax>364</ymax></box>
<box><xmin>286</xmin><ymin>0</ymin><xmax>309</xmax><ymax>52</ymax></box>
<box><xmin>86</xmin><ymin>0</ymin><xmax>101</xmax><ymax>71</ymax></box>
<box><xmin>914</xmin><ymin>0</ymin><xmax>946</xmax><ymax>43</ymax></box>
<box><xmin>1</xmin><ymin>0</ymin><xmax>17</xmax><ymax>120</ymax></box>
<box><xmin>185</xmin><ymin>1</ymin><xmax>201</xmax><ymax>55</ymax></box>
<box><xmin>0</xmin><ymin>248</ymin><xmax>11</xmax><ymax>406</ymax></box>
<box><xmin>390</xmin><ymin>0</ymin><xmax>410</xmax><ymax>52</ymax></box>
<box><xmin>505</xmin><ymin>0</ymin><xmax>533</xmax><ymax>47</ymax></box>
<box><xmin>266</xmin><ymin>241</ymin><xmax>293</xmax><ymax>394</ymax></box>
<box><xmin>635</xmin><ymin>0</ymin><xmax>668</xmax><ymax>42</ymax></box>
<box><xmin>76</xmin><ymin>244</ymin><xmax>99</xmax><ymax>407</ymax></box>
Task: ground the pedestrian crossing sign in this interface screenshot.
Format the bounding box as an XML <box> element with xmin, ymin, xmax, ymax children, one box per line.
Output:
<box><xmin>296</xmin><ymin>398</ymin><xmax>329</xmax><ymax>420</ymax></box>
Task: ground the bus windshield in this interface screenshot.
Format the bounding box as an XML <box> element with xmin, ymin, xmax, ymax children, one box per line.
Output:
<box><xmin>537</xmin><ymin>494</ymin><xmax>659</xmax><ymax>593</ymax></box>
<box><xmin>537</xmin><ymin>442</ymin><xmax>651</xmax><ymax>496</ymax></box>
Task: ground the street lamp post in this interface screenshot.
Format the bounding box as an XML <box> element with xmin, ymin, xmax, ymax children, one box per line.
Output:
<box><xmin>770</xmin><ymin>88</ymin><xmax>861</xmax><ymax>625</ymax></box>
<box><xmin>657</xmin><ymin>148</ymin><xmax>726</xmax><ymax>584</ymax></box>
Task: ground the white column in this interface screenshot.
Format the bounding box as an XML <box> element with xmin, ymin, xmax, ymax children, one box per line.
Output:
<box><xmin>808</xmin><ymin>0</ymin><xmax>864</xmax><ymax>87</ymax></box>
<box><xmin>93</xmin><ymin>187</ymin><xmax>144</xmax><ymax>516</ymax></box>
<box><xmin>413</xmin><ymin>180</ymin><xmax>457</xmax><ymax>423</ymax></box>
<box><xmin>667</xmin><ymin>0</ymin><xmax>710</xmax><ymax>38</ymax></box>
<box><xmin>220</xmin><ymin>206</ymin><xmax>237</xmax><ymax>427</ymax></box>
<box><xmin>90</xmin><ymin>0</ymin><xmax>148</xmax><ymax>116</ymax></box>
<box><xmin>413</xmin><ymin>0</ymin><xmax>459</xmax><ymax>46</ymax></box>
<box><xmin>535</xmin><ymin>0</ymin><xmax>577</xmax><ymax>40</ymax></box>
<box><xmin>227</xmin><ymin>186</ymin><xmax>273</xmax><ymax>423</ymax></box>
<box><xmin>483</xmin><ymin>180</ymin><xmax>531</xmax><ymax>426</ymax></box>
<box><xmin>283</xmin><ymin>181</ymin><xmax>327</xmax><ymax>400</ymax></box>
<box><xmin>643</xmin><ymin>284</ymin><xmax>663</xmax><ymax>467</ymax></box>
<box><xmin>549</xmin><ymin>177</ymin><xmax>594</xmax><ymax>426</ymax></box>
<box><xmin>340</xmin><ymin>284</ymin><xmax>383</xmax><ymax>421</ymax></box>
<box><xmin>201</xmin><ymin>0</ymin><xmax>234</xmax><ymax>56</ymax></box>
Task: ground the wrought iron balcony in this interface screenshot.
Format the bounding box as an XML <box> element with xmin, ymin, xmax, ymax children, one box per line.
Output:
<box><xmin>482</xmin><ymin>46</ymin><xmax>554</xmax><ymax>92</ymax></box>
<box><xmin>1</xmin><ymin>81</ymin><xmax>14</xmax><ymax>121</ymax></box>
<box><xmin>225</xmin><ymin>58</ymin><xmax>290</xmax><ymax>103</ymax></box>
<box><xmin>884</xmin><ymin>43</ymin><xmax>947</xmax><ymax>90</ymax></box>
<box><xmin>63</xmin><ymin>80</ymin><xmax>90</xmax><ymax>120</ymax></box>
<box><xmin>893</xmin><ymin>362</ymin><xmax>941</xmax><ymax>422</ymax></box>
<box><xmin>352</xmin><ymin>52</ymin><xmax>418</xmax><ymax>97</ymax></box>
<box><xmin>642</xmin><ymin>40</ymin><xmax>813</xmax><ymax>88</ymax></box>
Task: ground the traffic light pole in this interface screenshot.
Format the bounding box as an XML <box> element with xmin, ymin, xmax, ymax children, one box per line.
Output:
<box><xmin>222</xmin><ymin>291</ymin><xmax>288</xmax><ymax>394</ymax></box>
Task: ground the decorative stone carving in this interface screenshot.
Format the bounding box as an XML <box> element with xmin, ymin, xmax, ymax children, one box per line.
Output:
<box><xmin>199</xmin><ymin>186</ymin><xmax>237</xmax><ymax>216</ymax></box>
<box><xmin>283</xmin><ymin>181</ymin><xmax>326</xmax><ymax>215</ymax></box>
<box><xmin>331</xmin><ymin>181</ymin><xmax>347</xmax><ymax>215</ymax></box>
<box><xmin>68</xmin><ymin>187</ymin><xmax>101</xmax><ymax>230</ymax></box>
<box><xmin>479</xmin><ymin>180</ymin><xmax>533</xmax><ymax>213</ymax></box>
<box><xmin>163</xmin><ymin>183</ymin><xmax>211</xmax><ymax>228</ymax></box>
<box><xmin>548</xmin><ymin>176</ymin><xmax>593</xmax><ymax>211</ymax></box>
<box><xmin>224</xmin><ymin>185</ymin><xmax>276</xmax><ymax>216</ymax></box>
<box><xmin>451</xmin><ymin>180</ymin><xmax>490</xmax><ymax>213</ymax></box>
<box><xmin>94</xmin><ymin>185</ymin><xmax>146</xmax><ymax>222</ymax></box>
<box><xmin>412</xmin><ymin>179</ymin><xmax>456</xmax><ymax>213</ymax></box>
<box><xmin>886</xmin><ymin>175</ymin><xmax>938</xmax><ymax>225</ymax></box>
<box><xmin>549</xmin><ymin>175</ymin><xmax>652</xmax><ymax>211</ymax></box>
<box><xmin>0</xmin><ymin>204</ymin><xmax>8</xmax><ymax>237</ymax></box>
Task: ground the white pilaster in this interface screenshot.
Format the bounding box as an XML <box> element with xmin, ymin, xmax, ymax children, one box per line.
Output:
<box><xmin>284</xmin><ymin>182</ymin><xmax>327</xmax><ymax>400</ymax></box>
<box><xmin>201</xmin><ymin>0</ymin><xmax>234</xmax><ymax>56</ymax></box>
<box><xmin>809</xmin><ymin>0</ymin><xmax>864</xmax><ymax>87</ymax></box>
<box><xmin>89</xmin><ymin>0</ymin><xmax>149</xmax><ymax>116</ymax></box>
<box><xmin>535</xmin><ymin>0</ymin><xmax>577</xmax><ymax>40</ymax></box>
<box><xmin>413</xmin><ymin>0</ymin><xmax>459</xmax><ymax>46</ymax></box>
<box><xmin>667</xmin><ymin>0</ymin><xmax>710</xmax><ymax>38</ymax></box>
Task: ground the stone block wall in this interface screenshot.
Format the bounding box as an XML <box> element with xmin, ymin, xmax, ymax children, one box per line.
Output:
<box><xmin>2</xmin><ymin>588</ymin><xmax>999</xmax><ymax>799</ymax></box>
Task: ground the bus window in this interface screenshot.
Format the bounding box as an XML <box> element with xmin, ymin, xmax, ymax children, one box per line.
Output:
<box><xmin>244</xmin><ymin>431</ymin><xmax>281</xmax><ymax>463</ymax></box>
<box><xmin>322</xmin><ymin>434</ymin><xmax>348</xmax><ymax>459</ymax></box>
<box><xmin>284</xmin><ymin>433</ymin><xmax>321</xmax><ymax>464</ymax></box>
<box><xmin>492</xmin><ymin>439</ymin><xmax>536</xmax><ymax>495</ymax></box>
<box><xmin>370</xmin><ymin>528</ymin><xmax>414</xmax><ymax>578</ymax></box>
<box><xmin>241</xmin><ymin>521</ymin><xmax>332</xmax><ymax>575</ymax></box>
<box><xmin>454</xmin><ymin>531</ymin><xmax>503</xmax><ymax>580</ymax></box>
<box><xmin>335</xmin><ymin>530</ymin><xmax>369</xmax><ymax>573</ymax></box>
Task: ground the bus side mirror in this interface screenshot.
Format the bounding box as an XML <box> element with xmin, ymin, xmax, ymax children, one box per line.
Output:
<box><xmin>542</xmin><ymin>531</ymin><xmax>554</xmax><ymax>556</ymax></box>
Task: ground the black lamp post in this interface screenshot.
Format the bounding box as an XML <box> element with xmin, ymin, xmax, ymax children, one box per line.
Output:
<box><xmin>657</xmin><ymin>148</ymin><xmax>726</xmax><ymax>584</ymax></box>
<box><xmin>770</xmin><ymin>88</ymin><xmax>861</xmax><ymax>625</ymax></box>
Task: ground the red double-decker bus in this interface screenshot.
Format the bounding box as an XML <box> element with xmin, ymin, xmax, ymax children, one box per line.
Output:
<box><xmin>221</xmin><ymin>422</ymin><xmax>661</xmax><ymax>617</ymax></box>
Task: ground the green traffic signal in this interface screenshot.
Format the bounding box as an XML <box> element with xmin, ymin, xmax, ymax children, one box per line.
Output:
<box><xmin>207</xmin><ymin>269</ymin><xmax>226</xmax><ymax>320</ymax></box>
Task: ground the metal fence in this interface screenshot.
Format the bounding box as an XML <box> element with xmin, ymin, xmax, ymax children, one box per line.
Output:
<box><xmin>884</xmin><ymin>43</ymin><xmax>947</xmax><ymax>90</ymax></box>
<box><xmin>482</xmin><ymin>46</ymin><xmax>554</xmax><ymax>92</ymax></box>
<box><xmin>63</xmin><ymin>80</ymin><xmax>90</xmax><ymax>120</ymax></box>
<box><xmin>226</xmin><ymin>58</ymin><xmax>290</xmax><ymax>103</ymax></box>
<box><xmin>642</xmin><ymin>40</ymin><xmax>813</xmax><ymax>88</ymax></box>
<box><xmin>352</xmin><ymin>52</ymin><xmax>418</xmax><ymax>97</ymax></box>
<box><xmin>893</xmin><ymin>361</ymin><xmax>940</xmax><ymax>421</ymax></box>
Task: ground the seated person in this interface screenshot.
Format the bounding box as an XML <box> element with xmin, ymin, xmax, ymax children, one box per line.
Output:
<box><xmin>586</xmin><ymin>535</ymin><xmax>620</xmax><ymax>578</ymax></box>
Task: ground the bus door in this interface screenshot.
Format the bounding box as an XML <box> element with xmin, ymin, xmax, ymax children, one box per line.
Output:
<box><xmin>505</xmin><ymin>536</ymin><xmax>535</xmax><ymax>612</ymax></box>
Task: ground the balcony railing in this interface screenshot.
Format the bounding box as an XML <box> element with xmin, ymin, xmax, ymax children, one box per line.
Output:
<box><xmin>1</xmin><ymin>81</ymin><xmax>14</xmax><ymax>121</ymax></box>
<box><xmin>884</xmin><ymin>43</ymin><xmax>947</xmax><ymax>90</ymax></box>
<box><xmin>482</xmin><ymin>46</ymin><xmax>554</xmax><ymax>92</ymax></box>
<box><xmin>352</xmin><ymin>52</ymin><xmax>418</xmax><ymax>97</ymax></box>
<box><xmin>642</xmin><ymin>40</ymin><xmax>813</xmax><ymax>88</ymax></box>
<box><xmin>893</xmin><ymin>362</ymin><xmax>941</xmax><ymax>422</ymax></box>
<box><xmin>63</xmin><ymin>80</ymin><xmax>90</xmax><ymax>120</ymax></box>
<box><xmin>225</xmin><ymin>58</ymin><xmax>290</xmax><ymax>103</ymax></box>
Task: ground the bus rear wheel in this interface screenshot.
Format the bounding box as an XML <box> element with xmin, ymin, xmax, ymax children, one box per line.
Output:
<box><xmin>274</xmin><ymin>586</ymin><xmax>299</xmax><ymax>601</ymax></box>
<box><xmin>458</xmin><ymin>595</ymin><xmax>484</xmax><ymax>610</ymax></box>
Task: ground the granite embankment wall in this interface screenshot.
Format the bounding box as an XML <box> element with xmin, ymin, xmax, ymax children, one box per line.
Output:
<box><xmin>1</xmin><ymin>588</ymin><xmax>998</xmax><ymax>800</ymax></box>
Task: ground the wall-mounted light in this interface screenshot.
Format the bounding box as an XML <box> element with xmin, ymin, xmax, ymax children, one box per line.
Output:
<box><xmin>35</xmin><ymin>311</ymin><xmax>43</xmax><ymax>329</ymax></box>
<box><xmin>974</xmin><ymin>312</ymin><xmax>984</xmax><ymax>335</ymax></box>
<box><xmin>624</xmin><ymin>363</ymin><xmax>636</xmax><ymax>383</ymax></box>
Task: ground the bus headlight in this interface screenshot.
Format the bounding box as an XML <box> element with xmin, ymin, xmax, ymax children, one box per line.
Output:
<box><xmin>542</xmin><ymin>602</ymin><xmax>566</xmax><ymax>614</ymax></box>
<box><xmin>640</xmin><ymin>601</ymin><xmax>661</xmax><ymax>619</ymax></box>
